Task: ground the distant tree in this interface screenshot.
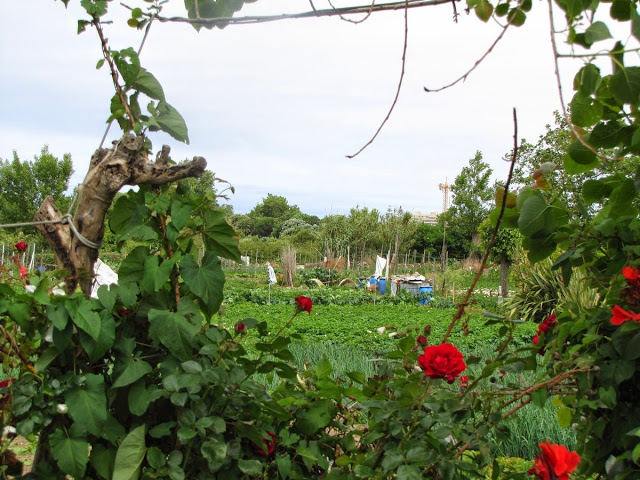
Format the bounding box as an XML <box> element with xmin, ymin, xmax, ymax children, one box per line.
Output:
<box><xmin>248</xmin><ymin>194</ymin><xmax>303</xmax><ymax>237</ymax></box>
<box><xmin>0</xmin><ymin>146</ymin><xmax>74</xmax><ymax>224</ymax></box>
<box><xmin>441</xmin><ymin>151</ymin><xmax>493</xmax><ymax>257</ymax></box>
<box><xmin>379</xmin><ymin>207</ymin><xmax>417</xmax><ymax>274</ymax></box>
<box><xmin>279</xmin><ymin>218</ymin><xmax>316</xmax><ymax>237</ymax></box>
<box><xmin>412</xmin><ymin>223</ymin><xmax>445</xmax><ymax>257</ymax></box>
<box><xmin>228</xmin><ymin>213</ymin><xmax>255</xmax><ymax>236</ymax></box>
<box><xmin>478</xmin><ymin>218</ymin><xmax>520</xmax><ymax>297</ymax></box>
<box><xmin>347</xmin><ymin>207</ymin><xmax>380</xmax><ymax>274</ymax></box>
<box><xmin>319</xmin><ymin>214</ymin><xmax>351</xmax><ymax>257</ymax></box>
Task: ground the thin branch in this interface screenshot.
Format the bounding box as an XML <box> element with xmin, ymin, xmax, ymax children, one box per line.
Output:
<box><xmin>0</xmin><ymin>325</ymin><xmax>38</xmax><ymax>378</ymax></box>
<box><xmin>424</xmin><ymin>23</ymin><xmax>509</xmax><ymax>92</ymax></box>
<box><xmin>441</xmin><ymin>108</ymin><xmax>519</xmax><ymax>344</ymax></box>
<box><xmin>328</xmin><ymin>0</ymin><xmax>377</xmax><ymax>24</ymax></box>
<box><xmin>346</xmin><ymin>0</ymin><xmax>409</xmax><ymax>158</ymax></box>
<box><xmin>546</xmin><ymin>0</ymin><xmax>614</xmax><ymax>162</ymax></box>
<box><xmin>154</xmin><ymin>0</ymin><xmax>454</xmax><ymax>27</ymax></box>
<box><xmin>94</xmin><ymin>20</ymin><xmax>137</xmax><ymax>130</ymax></box>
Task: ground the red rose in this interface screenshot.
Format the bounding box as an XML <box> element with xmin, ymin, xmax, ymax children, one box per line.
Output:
<box><xmin>611</xmin><ymin>305</ymin><xmax>640</xmax><ymax>326</ymax></box>
<box><xmin>418</xmin><ymin>343</ymin><xmax>466</xmax><ymax>383</ymax></box>
<box><xmin>295</xmin><ymin>296</ymin><xmax>313</xmax><ymax>315</ymax></box>
<box><xmin>253</xmin><ymin>431</ymin><xmax>276</xmax><ymax>457</ymax></box>
<box><xmin>528</xmin><ymin>441</ymin><xmax>580</xmax><ymax>480</ymax></box>
<box><xmin>14</xmin><ymin>242</ymin><xmax>27</xmax><ymax>253</ymax></box>
<box><xmin>532</xmin><ymin>335</ymin><xmax>540</xmax><ymax>346</ymax></box>
<box><xmin>416</xmin><ymin>335</ymin><xmax>428</xmax><ymax>346</ymax></box>
<box><xmin>235</xmin><ymin>322</ymin><xmax>246</xmax><ymax>333</ymax></box>
<box><xmin>622</xmin><ymin>266</ymin><xmax>640</xmax><ymax>286</ymax></box>
<box><xmin>19</xmin><ymin>266</ymin><xmax>27</xmax><ymax>279</ymax></box>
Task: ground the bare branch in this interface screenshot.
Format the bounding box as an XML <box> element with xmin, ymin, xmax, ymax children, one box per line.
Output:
<box><xmin>154</xmin><ymin>0</ymin><xmax>455</xmax><ymax>27</ymax></box>
<box><xmin>347</xmin><ymin>0</ymin><xmax>409</xmax><ymax>158</ymax></box>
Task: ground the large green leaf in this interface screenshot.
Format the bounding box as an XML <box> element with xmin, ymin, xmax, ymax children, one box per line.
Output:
<box><xmin>202</xmin><ymin>209</ymin><xmax>241</xmax><ymax>261</ymax></box>
<box><xmin>148</xmin><ymin>309</ymin><xmax>200</xmax><ymax>361</ymax></box>
<box><xmin>180</xmin><ymin>253</ymin><xmax>225</xmax><ymax>315</ymax></box>
<box><xmin>585</xmin><ymin>21</ymin><xmax>612</xmax><ymax>44</ymax></box>
<box><xmin>610</xmin><ymin>66</ymin><xmax>640</xmax><ymax>104</ymax></box>
<box><xmin>583</xmin><ymin>179</ymin><xmax>614</xmax><ymax>204</ymax></box>
<box><xmin>90</xmin><ymin>444</ymin><xmax>116</xmax><ymax>480</ymax></box>
<box><xmin>295</xmin><ymin>399</ymin><xmax>337</xmax><ymax>435</ymax></box>
<box><xmin>155</xmin><ymin>101</ymin><xmax>189</xmax><ymax>144</ymax></box>
<box><xmin>570</xmin><ymin>94</ymin><xmax>603</xmax><ymax>127</ymax></box>
<box><xmin>64</xmin><ymin>374</ymin><xmax>108</xmax><ymax>436</ymax></box>
<box><xmin>66</xmin><ymin>299</ymin><xmax>101</xmax><ymax>341</ymax></box>
<box><xmin>141</xmin><ymin>255</ymin><xmax>179</xmax><ymax>294</ymax></box>
<box><xmin>109</xmin><ymin>194</ymin><xmax>157</xmax><ymax>242</ymax></box>
<box><xmin>80</xmin><ymin>310</ymin><xmax>116</xmax><ymax>362</ymax></box>
<box><xmin>119</xmin><ymin>247</ymin><xmax>148</xmax><ymax>284</ymax></box>
<box><xmin>112</xmin><ymin>358</ymin><xmax>153</xmax><ymax>388</ymax></box>
<box><xmin>113</xmin><ymin>425</ymin><xmax>147</xmax><ymax>480</ymax></box>
<box><xmin>170</xmin><ymin>200</ymin><xmax>193</xmax><ymax>231</ymax></box>
<box><xmin>517</xmin><ymin>194</ymin><xmax>548</xmax><ymax>236</ymax></box>
<box><xmin>133</xmin><ymin>67</ymin><xmax>165</xmax><ymax>101</ymax></box>
<box><xmin>50</xmin><ymin>428</ymin><xmax>89</xmax><ymax>479</ymax></box>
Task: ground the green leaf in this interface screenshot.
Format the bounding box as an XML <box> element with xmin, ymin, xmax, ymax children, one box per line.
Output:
<box><xmin>610</xmin><ymin>66</ymin><xmax>640</xmax><ymax>104</ymax></box>
<box><xmin>531</xmin><ymin>388</ymin><xmax>547</xmax><ymax>408</ymax></box>
<box><xmin>50</xmin><ymin>428</ymin><xmax>89</xmax><ymax>479</ymax></box>
<box><xmin>8</xmin><ymin>302</ymin><xmax>30</xmax><ymax>331</ymax></box>
<box><xmin>517</xmin><ymin>194</ymin><xmax>547</xmax><ymax>236</ymax></box>
<box><xmin>585</xmin><ymin>21</ymin><xmax>612</xmax><ymax>44</ymax></box>
<box><xmin>633</xmin><ymin>8</ymin><xmax>640</xmax><ymax>41</ymax></box>
<box><xmin>202</xmin><ymin>209</ymin><xmax>241</xmax><ymax>261</ymax></box>
<box><xmin>238</xmin><ymin>459</ymin><xmax>263</xmax><ymax>476</ymax></box>
<box><xmin>475</xmin><ymin>0</ymin><xmax>493</xmax><ymax>21</ymax></box>
<box><xmin>67</xmin><ymin>299</ymin><xmax>101</xmax><ymax>341</ymax></box>
<box><xmin>276</xmin><ymin>455</ymin><xmax>292</xmax><ymax>479</ymax></box>
<box><xmin>564</xmin><ymin>151</ymin><xmax>598</xmax><ymax>174</ymax></box>
<box><xmin>314</xmin><ymin>356</ymin><xmax>333</xmax><ymax>379</ymax></box>
<box><xmin>80</xmin><ymin>310</ymin><xmax>116</xmax><ymax>363</ymax></box>
<box><xmin>80</xmin><ymin>0</ymin><xmax>108</xmax><ymax>17</ymax></box>
<box><xmin>557</xmin><ymin>407</ymin><xmax>572</xmax><ymax>428</ymax></box>
<box><xmin>170</xmin><ymin>200</ymin><xmax>193</xmax><ymax>230</ymax></box>
<box><xmin>611</xmin><ymin>0</ymin><xmax>632</xmax><ymax>21</ymax></box>
<box><xmin>64</xmin><ymin>374</ymin><xmax>108</xmax><ymax>437</ymax></box>
<box><xmin>570</xmin><ymin>94</ymin><xmax>603</xmax><ymax>127</ymax></box>
<box><xmin>155</xmin><ymin>101</ymin><xmax>189</xmax><ymax>144</ymax></box>
<box><xmin>295</xmin><ymin>399</ymin><xmax>337</xmax><ymax>435</ymax></box>
<box><xmin>119</xmin><ymin>246</ymin><xmax>150</xmax><ymax>284</ymax></box>
<box><xmin>141</xmin><ymin>255</ymin><xmax>179</xmax><ymax>294</ymax></box>
<box><xmin>567</xmin><ymin>137</ymin><xmax>597</xmax><ymax>165</ymax></box>
<box><xmin>397</xmin><ymin>465</ymin><xmax>423</xmax><ymax>480</ymax></box>
<box><xmin>180</xmin><ymin>253</ymin><xmax>225</xmax><ymax>316</ymax></box>
<box><xmin>573</xmin><ymin>63</ymin><xmax>601</xmax><ymax>96</ymax></box>
<box><xmin>495</xmin><ymin>3</ymin><xmax>509</xmax><ymax>16</ymax></box>
<box><xmin>97</xmin><ymin>284</ymin><xmax>117</xmax><ymax>311</ymax></box>
<box><xmin>90</xmin><ymin>444</ymin><xmax>116</xmax><ymax>480</ymax></box>
<box><xmin>148</xmin><ymin>309</ymin><xmax>200</xmax><ymax>361</ymax></box>
<box><xmin>113</xmin><ymin>425</ymin><xmax>147</xmax><ymax>480</ymax></box>
<box><xmin>583</xmin><ymin>179</ymin><xmax>613</xmax><ymax>204</ymax></box>
<box><xmin>507</xmin><ymin>8</ymin><xmax>526</xmax><ymax>26</ymax></box>
<box><xmin>112</xmin><ymin>358</ymin><xmax>153</xmax><ymax>388</ymax></box>
<box><xmin>522</xmin><ymin>234</ymin><xmax>557</xmax><ymax>263</ymax></box>
<box><xmin>133</xmin><ymin>68</ymin><xmax>165</xmax><ymax>100</ymax></box>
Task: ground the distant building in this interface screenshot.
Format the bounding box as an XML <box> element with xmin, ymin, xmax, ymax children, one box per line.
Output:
<box><xmin>412</xmin><ymin>211</ymin><xmax>439</xmax><ymax>225</ymax></box>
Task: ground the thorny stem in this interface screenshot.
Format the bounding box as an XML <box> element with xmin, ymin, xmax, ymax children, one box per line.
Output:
<box><xmin>441</xmin><ymin>108</ymin><xmax>519</xmax><ymax>344</ymax></box>
<box><xmin>0</xmin><ymin>325</ymin><xmax>38</xmax><ymax>379</ymax></box>
<box><xmin>94</xmin><ymin>19</ymin><xmax>137</xmax><ymax>130</ymax></box>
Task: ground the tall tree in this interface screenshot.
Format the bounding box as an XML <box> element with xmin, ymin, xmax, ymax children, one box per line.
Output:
<box><xmin>441</xmin><ymin>151</ymin><xmax>493</xmax><ymax>257</ymax></box>
<box><xmin>0</xmin><ymin>146</ymin><xmax>74</xmax><ymax>224</ymax></box>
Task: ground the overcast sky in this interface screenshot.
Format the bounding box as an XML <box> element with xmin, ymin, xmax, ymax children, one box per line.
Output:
<box><xmin>0</xmin><ymin>0</ymin><xmax>583</xmax><ymax>218</ymax></box>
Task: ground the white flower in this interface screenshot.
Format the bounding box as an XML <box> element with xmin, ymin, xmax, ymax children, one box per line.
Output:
<box><xmin>2</xmin><ymin>426</ymin><xmax>16</xmax><ymax>437</ymax></box>
<box><xmin>44</xmin><ymin>324</ymin><xmax>54</xmax><ymax>343</ymax></box>
<box><xmin>388</xmin><ymin>332</ymin><xmax>398</xmax><ymax>338</ymax></box>
<box><xmin>56</xmin><ymin>404</ymin><xmax>68</xmax><ymax>414</ymax></box>
<box><xmin>377</xmin><ymin>327</ymin><xmax>386</xmax><ymax>335</ymax></box>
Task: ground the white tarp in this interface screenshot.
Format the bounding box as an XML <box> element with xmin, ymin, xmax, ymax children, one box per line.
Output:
<box><xmin>267</xmin><ymin>263</ymin><xmax>277</xmax><ymax>284</ymax></box>
<box><xmin>91</xmin><ymin>258</ymin><xmax>119</xmax><ymax>298</ymax></box>
<box><xmin>240</xmin><ymin>255</ymin><xmax>250</xmax><ymax>266</ymax></box>
<box><xmin>374</xmin><ymin>255</ymin><xmax>386</xmax><ymax>279</ymax></box>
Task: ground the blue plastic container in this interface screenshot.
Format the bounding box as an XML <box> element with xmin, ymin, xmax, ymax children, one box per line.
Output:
<box><xmin>378</xmin><ymin>278</ymin><xmax>387</xmax><ymax>295</ymax></box>
<box><xmin>418</xmin><ymin>286</ymin><xmax>433</xmax><ymax>305</ymax></box>
<box><xmin>369</xmin><ymin>276</ymin><xmax>376</xmax><ymax>285</ymax></box>
<box><xmin>358</xmin><ymin>277</ymin><xmax>365</xmax><ymax>289</ymax></box>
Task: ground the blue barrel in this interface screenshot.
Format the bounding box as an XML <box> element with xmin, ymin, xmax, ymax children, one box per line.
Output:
<box><xmin>370</xmin><ymin>276</ymin><xmax>376</xmax><ymax>285</ymax></box>
<box><xmin>418</xmin><ymin>286</ymin><xmax>433</xmax><ymax>305</ymax></box>
<box><xmin>378</xmin><ymin>278</ymin><xmax>387</xmax><ymax>295</ymax></box>
<box><xmin>358</xmin><ymin>277</ymin><xmax>365</xmax><ymax>288</ymax></box>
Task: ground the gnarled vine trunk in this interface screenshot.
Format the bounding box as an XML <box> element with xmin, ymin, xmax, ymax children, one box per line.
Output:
<box><xmin>34</xmin><ymin>134</ymin><xmax>207</xmax><ymax>296</ymax></box>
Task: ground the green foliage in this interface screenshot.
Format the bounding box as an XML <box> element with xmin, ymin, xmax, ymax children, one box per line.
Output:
<box><xmin>0</xmin><ymin>146</ymin><xmax>74</xmax><ymax>224</ymax></box>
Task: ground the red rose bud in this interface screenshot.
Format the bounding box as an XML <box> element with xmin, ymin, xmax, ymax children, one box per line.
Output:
<box><xmin>528</xmin><ymin>441</ymin><xmax>580</xmax><ymax>480</ymax></box>
<box><xmin>253</xmin><ymin>431</ymin><xmax>276</xmax><ymax>457</ymax></box>
<box><xmin>295</xmin><ymin>296</ymin><xmax>313</xmax><ymax>314</ymax></box>
<box><xmin>418</xmin><ymin>343</ymin><xmax>466</xmax><ymax>382</ymax></box>
<box><xmin>117</xmin><ymin>308</ymin><xmax>132</xmax><ymax>318</ymax></box>
<box><xmin>235</xmin><ymin>322</ymin><xmax>246</xmax><ymax>333</ymax></box>
<box><xmin>416</xmin><ymin>335</ymin><xmax>428</xmax><ymax>346</ymax></box>
<box><xmin>532</xmin><ymin>335</ymin><xmax>540</xmax><ymax>345</ymax></box>
<box><xmin>14</xmin><ymin>242</ymin><xmax>27</xmax><ymax>253</ymax></box>
<box><xmin>459</xmin><ymin>375</ymin><xmax>469</xmax><ymax>388</ymax></box>
<box><xmin>19</xmin><ymin>266</ymin><xmax>27</xmax><ymax>279</ymax></box>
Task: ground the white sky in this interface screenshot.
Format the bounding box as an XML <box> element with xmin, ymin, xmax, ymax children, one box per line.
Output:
<box><xmin>0</xmin><ymin>0</ymin><xmax>586</xmax><ymax>217</ymax></box>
